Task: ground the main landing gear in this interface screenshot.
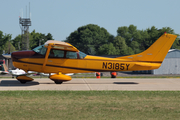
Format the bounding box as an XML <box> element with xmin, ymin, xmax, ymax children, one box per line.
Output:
<box><xmin>16</xmin><ymin>76</ymin><xmax>34</xmax><ymax>84</ymax></box>
<box><xmin>49</xmin><ymin>72</ymin><xmax>72</xmax><ymax>84</ymax></box>
<box><xmin>16</xmin><ymin>73</ymin><xmax>71</xmax><ymax>84</ymax></box>
<box><xmin>19</xmin><ymin>80</ymin><xmax>28</xmax><ymax>84</ymax></box>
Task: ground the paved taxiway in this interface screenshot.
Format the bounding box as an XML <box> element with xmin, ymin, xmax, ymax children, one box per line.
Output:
<box><xmin>0</xmin><ymin>78</ymin><xmax>180</xmax><ymax>91</ymax></box>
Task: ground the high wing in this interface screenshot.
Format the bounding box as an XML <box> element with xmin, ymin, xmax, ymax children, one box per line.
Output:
<box><xmin>44</xmin><ymin>40</ymin><xmax>79</xmax><ymax>52</ymax></box>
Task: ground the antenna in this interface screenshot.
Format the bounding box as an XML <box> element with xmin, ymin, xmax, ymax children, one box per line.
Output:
<box><xmin>29</xmin><ymin>2</ymin><xmax>30</xmax><ymax>18</ymax></box>
<box><xmin>26</xmin><ymin>5</ymin><xmax>27</xmax><ymax>18</ymax></box>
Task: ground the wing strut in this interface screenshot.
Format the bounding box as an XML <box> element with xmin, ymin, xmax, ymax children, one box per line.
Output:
<box><xmin>42</xmin><ymin>44</ymin><xmax>52</xmax><ymax>72</ymax></box>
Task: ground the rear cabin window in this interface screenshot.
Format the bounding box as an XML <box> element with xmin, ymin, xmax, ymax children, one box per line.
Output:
<box><xmin>66</xmin><ymin>51</ymin><xmax>77</xmax><ymax>59</ymax></box>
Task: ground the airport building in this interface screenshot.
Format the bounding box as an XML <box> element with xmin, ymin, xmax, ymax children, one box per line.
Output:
<box><xmin>153</xmin><ymin>49</ymin><xmax>180</xmax><ymax>75</ymax></box>
<box><xmin>0</xmin><ymin>55</ymin><xmax>14</xmax><ymax>70</ymax></box>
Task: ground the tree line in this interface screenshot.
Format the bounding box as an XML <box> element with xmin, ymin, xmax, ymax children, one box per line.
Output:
<box><xmin>0</xmin><ymin>24</ymin><xmax>179</xmax><ymax>55</ymax></box>
<box><xmin>66</xmin><ymin>24</ymin><xmax>180</xmax><ymax>55</ymax></box>
<box><xmin>0</xmin><ymin>30</ymin><xmax>53</xmax><ymax>54</ymax></box>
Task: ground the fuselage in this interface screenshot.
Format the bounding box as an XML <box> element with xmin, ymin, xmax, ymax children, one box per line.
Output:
<box><xmin>11</xmin><ymin>49</ymin><xmax>161</xmax><ymax>74</ymax></box>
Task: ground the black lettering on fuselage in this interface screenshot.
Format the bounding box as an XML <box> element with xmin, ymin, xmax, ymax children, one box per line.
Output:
<box><xmin>126</xmin><ymin>64</ymin><xmax>130</xmax><ymax>70</ymax></box>
<box><xmin>115</xmin><ymin>63</ymin><xmax>119</xmax><ymax>70</ymax></box>
<box><xmin>102</xmin><ymin>62</ymin><xmax>107</xmax><ymax>69</ymax></box>
<box><xmin>120</xmin><ymin>63</ymin><xmax>124</xmax><ymax>70</ymax></box>
<box><xmin>108</xmin><ymin>62</ymin><xmax>112</xmax><ymax>69</ymax></box>
<box><xmin>102</xmin><ymin>62</ymin><xmax>130</xmax><ymax>71</ymax></box>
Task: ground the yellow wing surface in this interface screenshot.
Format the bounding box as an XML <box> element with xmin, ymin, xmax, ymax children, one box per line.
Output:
<box><xmin>44</xmin><ymin>40</ymin><xmax>79</xmax><ymax>52</ymax></box>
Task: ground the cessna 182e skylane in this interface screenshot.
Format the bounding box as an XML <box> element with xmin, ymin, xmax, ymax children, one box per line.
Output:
<box><xmin>11</xmin><ymin>33</ymin><xmax>177</xmax><ymax>84</ymax></box>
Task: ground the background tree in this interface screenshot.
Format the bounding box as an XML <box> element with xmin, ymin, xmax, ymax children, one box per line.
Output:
<box><xmin>4</xmin><ymin>41</ymin><xmax>16</xmax><ymax>54</ymax></box>
<box><xmin>12</xmin><ymin>30</ymin><xmax>54</xmax><ymax>50</ymax></box>
<box><xmin>117</xmin><ymin>25</ymin><xmax>180</xmax><ymax>54</ymax></box>
<box><xmin>65</xmin><ymin>24</ymin><xmax>110</xmax><ymax>55</ymax></box>
<box><xmin>98</xmin><ymin>43</ymin><xmax>117</xmax><ymax>55</ymax></box>
<box><xmin>113</xmin><ymin>36</ymin><xmax>134</xmax><ymax>55</ymax></box>
<box><xmin>12</xmin><ymin>34</ymin><xmax>21</xmax><ymax>51</ymax></box>
<box><xmin>0</xmin><ymin>31</ymin><xmax>16</xmax><ymax>54</ymax></box>
<box><xmin>29</xmin><ymin>30</ymin><xmax>54</xmax><ymax>49</ymax></box>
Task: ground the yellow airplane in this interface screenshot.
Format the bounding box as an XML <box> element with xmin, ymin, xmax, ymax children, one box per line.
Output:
<box><xmin>11</xmin><ymin>33</ymin><xmax>177</xmax><ymax>84</ymax></box>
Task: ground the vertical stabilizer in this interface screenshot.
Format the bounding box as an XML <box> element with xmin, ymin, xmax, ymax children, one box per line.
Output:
<box><xmin>117</xmin><ymin>33</ymin><xmax>177</xmax><ymax>63</ymax></box>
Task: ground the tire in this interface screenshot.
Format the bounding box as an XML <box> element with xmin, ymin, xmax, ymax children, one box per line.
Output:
<box><xmin>54</xmin><ymin>80</ymin><xmax>63</xmax><ymax>84</ymax></box>
<box><xmin>19</xmin><ymin>80</ymin><xmax>27</xmax><ymax>84</ymax></box>
<box><xmin>111</xmin><ymin>75</ymin><xmax>116</xmax><ymax>78</ymax></box>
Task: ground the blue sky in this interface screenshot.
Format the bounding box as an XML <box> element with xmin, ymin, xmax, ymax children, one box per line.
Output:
<box><xmin>1</xmin><ymin>0</ymin><xmax>180</xmax><ymax>41</ymax></box>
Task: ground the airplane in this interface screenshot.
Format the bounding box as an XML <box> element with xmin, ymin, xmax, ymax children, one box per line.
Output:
<box><xmin>11</xmin><ymin>33</ymin><xmax>177</xmax><ymax>84</ymax></box>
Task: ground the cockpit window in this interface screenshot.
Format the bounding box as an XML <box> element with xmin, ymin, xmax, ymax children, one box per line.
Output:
<box><xmin>79</xmin><ymin>51</ymin><xmax>87</xmax><ymax>59</ymax></box>
<box><xmin>33</xmin><ymin>45</ymin><xmax>47</xmax><ymax>56</ymax></box>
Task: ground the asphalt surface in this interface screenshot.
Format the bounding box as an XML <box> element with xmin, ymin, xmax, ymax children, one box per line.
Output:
<box><xmin>0</xmin><ymin>78</ymin><xmax>180</xmax><ymax>91</ymax></box>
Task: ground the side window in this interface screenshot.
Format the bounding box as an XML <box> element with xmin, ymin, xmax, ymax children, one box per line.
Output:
<box><xmin>49</xmin><ymin>49</ymin><xmax>64</xmax><ymax>58</ymax></box>
<box><xmin>66</xmin><ymin>51</ymin><xmax>77</xmax><ymax>59</ymax></box>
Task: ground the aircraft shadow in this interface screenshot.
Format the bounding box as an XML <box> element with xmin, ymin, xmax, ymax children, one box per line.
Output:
<box><xmin>0</xmin><ymin>80</ymin><xmax>39</xmax><ymax>87</ymax></box>
<box><xmin>113</xmin><ymin>82</ymin><xmax>139</xmax><ymax>84</ymax></box>
<box><xmin>59</xmin><ymin>82</ymin><xmax>139</xmax><ymax>85</ymax></box>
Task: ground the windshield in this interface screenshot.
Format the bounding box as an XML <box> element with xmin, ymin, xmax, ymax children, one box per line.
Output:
<box><xmin>79</xmin><ymin>51</ymin><xmax>87</xmax><ymax>59</ymax></box>
<box><xmin>33</xmin><ymin>45</ymin><xmax>47</xmax><ymax>55</ymax></box>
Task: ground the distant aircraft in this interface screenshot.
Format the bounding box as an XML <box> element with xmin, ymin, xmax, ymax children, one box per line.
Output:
<box><xmin>8</xmin><ymin>68</ymin><xmax>36</xmax><ymax>79</ymax></box>
<box><xmin>11</xmin><ymin>33</ymin><xmax>177</xmax><ymax>84</ymax></box>
<box><xmin>39</xmin><ymin>73</ymin><xmax>74</xmax><ymax>77</ymax></box>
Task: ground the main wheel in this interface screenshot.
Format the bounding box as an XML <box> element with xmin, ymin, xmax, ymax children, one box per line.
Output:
<box><xmin>19</xmin><ymin>80</ymin><xmax>27</xmax><ymax>84</ymax></box>
<box><xmin>54</xmin><ymin>80</ymin><xmax>63</xmax><ymax>84</ymax></box>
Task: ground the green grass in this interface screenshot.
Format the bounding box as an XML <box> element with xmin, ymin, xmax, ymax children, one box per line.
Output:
<box><xmin>0</xmin><ymin>91</ymin><xmax>180</xmax><ymax>120</ymax></box>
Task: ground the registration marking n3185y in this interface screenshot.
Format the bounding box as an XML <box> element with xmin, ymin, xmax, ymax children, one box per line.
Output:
<box><xmin>102</xmin><ymin>62</ymin><xmax>130</xmax><ymax>70</ymax></box>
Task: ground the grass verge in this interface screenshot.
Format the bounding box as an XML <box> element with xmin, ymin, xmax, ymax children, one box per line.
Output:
<box><xmin>0</xmin><ymin>91</ymin><xmax>180</xmax><ymax>120</ymax></box>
